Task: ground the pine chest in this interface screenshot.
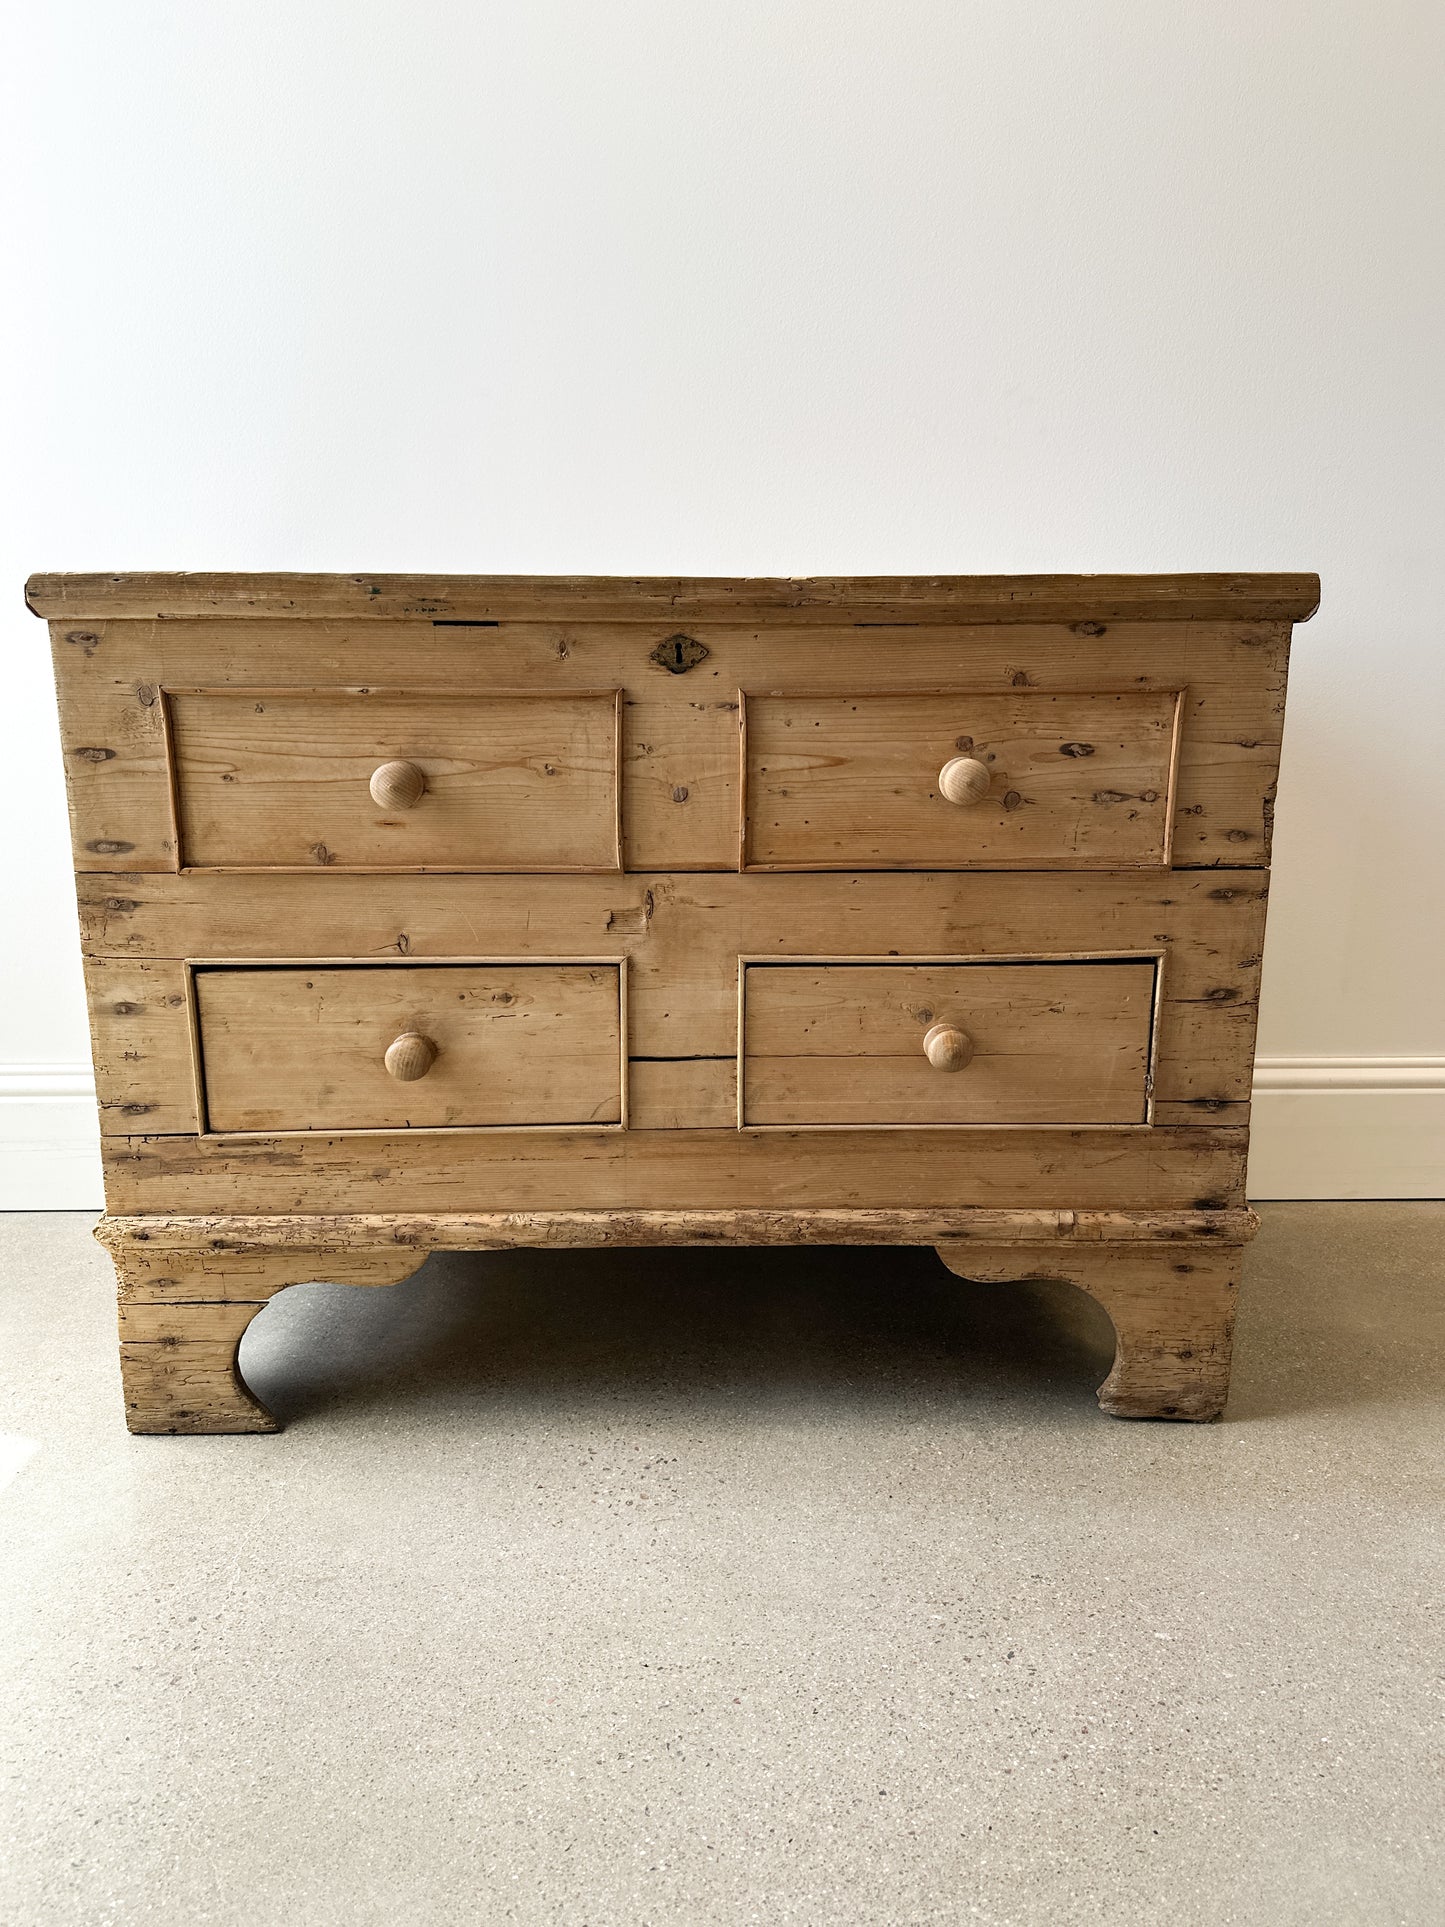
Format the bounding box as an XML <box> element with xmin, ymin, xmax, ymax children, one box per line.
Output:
<box><xmin>31</xmin><ymin>571</ymin><xmax>1317</xmax><ymax>1431</ymax></box>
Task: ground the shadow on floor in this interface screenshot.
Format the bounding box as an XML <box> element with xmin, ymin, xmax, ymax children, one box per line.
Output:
<box><xmin>236</xmin><ymin>1204</ymin><xmax>1445</xmax><ymax>1429</ymax></box>
<box><xmin>238</xmin><ymin>1243</ymin><xmax>1122</xmax><ymax>1429</ymax></box>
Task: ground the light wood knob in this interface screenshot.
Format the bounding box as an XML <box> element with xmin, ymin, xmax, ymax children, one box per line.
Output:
<box><xmin>384</xmin><ymin>1032</ymin><xmax>437</xmax><ymax>1082</ymax></box>
<box><xmin>923</xmin><ymin>1022</ymin><xmax>974</xmax><ymax>1072</ymax></box>
<box><xmin>369</xmin><ymin>760</ymin><xmax>427</xmax><ymax>811</ymax></box>
<box><xmin>938</xmin><ymin>756</ymin><xmax>991</xmax><ymax>806</ymax></box>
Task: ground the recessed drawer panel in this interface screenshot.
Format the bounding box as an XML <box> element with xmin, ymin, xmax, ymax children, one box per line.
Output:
<box><xmin>742</xmin><ymin>690</ymin><xmax>1180</xmax><ymax>869</ymax></box>
<box><xmin>195</xmin><ymin>963</ymin><xmax>624</xmax><ymax>1132</ymax></box>
<box><xmin>740</xmin><ymin>958</ymin><xmax>1157</xmax><ymax>1126</ymax></box>
<box><xmin>169</xmin><ymin>689</ymin><xmax>621</xmax><ymax>871</ymax></box>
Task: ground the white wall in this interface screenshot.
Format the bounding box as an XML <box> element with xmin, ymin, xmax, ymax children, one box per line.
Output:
<box><xmin>3</xmin><ymin>0</ymin><xmax>1442</xmax><ymax>1205</ymax></box>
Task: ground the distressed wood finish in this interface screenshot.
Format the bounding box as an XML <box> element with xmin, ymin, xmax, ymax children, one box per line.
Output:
<box><xmin>742</xmin><ymin>689</ymin><xmax>1180</xmax><ymax>869</ymax></box>
<box><xmin>48</xmin><ymin>618</ymin><xmax>1290</xmax><ymax>872</ymax></box>
<box><xmin>110</xmin><ymin>1239</ymin><xmax>427</xmax><ymax>1433</ymax></box>
<box><xmin>99</xmin><ymin>1124</ymin><xmax>1248</xmax><ymax>1215</ymax></box>
<box><xmin>39</xmin><ymin>572</ymin><xmax>1311</xmax><ymax>1430</ymax></box>
<box><xmin>77</xmin><ymin>871</ymin><xmax>1267</xmax><ymax>1132</ymax></box>
<box><xmin>169</xmin><ymin>687</ymin><xmax>621</xmax><ymax>871</ymax></box>
<box><xmin>97</xmin><ymin>1207</ymin><xmax>1259</xmax><ymax>1253</ymax></box>
<box><xmin>934</xmin><ymin>1239</ymin><xmax>1244</xmax><ymax>1421</ymax></box>
<box><xmin>740</xmin><ymin>960</ymin><xmax>1157</xmax><ymax>1126</ymax></box>
<box><xmin>194</xmin><ymin>963</ymin><xmax>625</xmax><ymax>1132</ymax></box>
<box><xmin>103</xmin><ymin>1211</ymin><xmax>1250</xmax><ymax>1431</ymax></box>
<box><xmin>28</xmin><ymin>571</ymin><xmax>1321</xmax><ymax>625</ymax></box>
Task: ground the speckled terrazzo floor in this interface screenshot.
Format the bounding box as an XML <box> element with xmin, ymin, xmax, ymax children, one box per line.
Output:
<box><xmin>2</xmin><ymin>1204</ymin><xmax>1442</xmax><ymax>1925</ymax></box>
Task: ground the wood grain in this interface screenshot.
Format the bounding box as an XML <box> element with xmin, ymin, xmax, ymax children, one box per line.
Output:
<box><xmin>98</xmin><ymin>1206</ymin><xmax>1259</xmax><ymax>1253</ymax></box>
<box><xmin>743</xmin><ymin>689</ymin><xmax>1179</xmax><ymax>869</ymax></box>
<box><xmin>110</xmin><ymin>1240</ymin><xmax>426</xmax><ymax>1433</ymax></box>
<box><xmin>740</xmin><ymin>960</ymin><xmax>1156</xmax><ymax>1126</ymax></box>
<box><xmin>49</xmin><ymin>617</ymin><xmax>1290</xmax><ymax>871</ymax></box>
<box><xmin>194</xmin><ymin>964</ymin><xmax>624</xmax><ymax>1132</ymax></box>
<box><xmin>79</xmin><ymin>871</ymin><xmax>1269</xmax><ymax>1128</ymax></box>
<box><xmin>28</xmin><ymin>571</ymin><xmax>1321</xmax><ymax>624</ymax></box>
<box><xmin>100</xmin><ymin>1214</ymin><xmax>1250</xmax><ymax>1430</ymax></box>
<box><xmin>45</xmin><ymin>572</ymin><xmax>1306</xmax><ymax>1429</ymax></box>
<box><xmin>98</xmin><ymin>1123</ymin><xmax>1248</xmax><ymax>1215</ymax></box>
<box><xmin>934</xmin><ymin>1239</ymin><xmax>1243</xmax><ymax>1420</ymax></box>
<box><xmin>83</xmin><ymin>956</ymin><xmax>200</xmax><ymax>1135</ymax></box>
<box><xmin>169</xmin><ymin>688</ymin><xmax>621</xmax><ymax>870</ymax></box>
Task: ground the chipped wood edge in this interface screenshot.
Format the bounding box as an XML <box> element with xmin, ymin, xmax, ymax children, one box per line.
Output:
<box><xmin>96</xmin><ymin>1206</ymin><xmax>1259</xmax><ymax>1254</ymax></box>
<box><xmin>97</xmin><ymin>1212</ymin><xmax>1256</xmax><ymax>1432</ymax></box>
<box><xmin>25</xmin><ymin>572</ymin><xmax>1323</xmax><ymax>625</ymax></box>
<box><xmin>933</xmin><ymin>1238</ymin><xmax>1246</xmax><ymax>1421</ymax></box>
<box><xmin>107</xmin><ymin>1237</ymin><xmax>430</xmax><ymax>1434</ymax></box>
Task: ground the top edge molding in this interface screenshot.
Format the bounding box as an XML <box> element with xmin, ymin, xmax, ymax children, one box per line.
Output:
<box><xmin>25</xmin><ymin>572</ymin><xmax>1321</xmax><ymax>626</ymax></box>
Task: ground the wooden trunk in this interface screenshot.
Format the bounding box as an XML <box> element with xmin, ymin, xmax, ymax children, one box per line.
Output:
<box><xmin>32</xmin><ymin>570</ymin><xmax>1317</xmax><ymax>1431</ymax></box>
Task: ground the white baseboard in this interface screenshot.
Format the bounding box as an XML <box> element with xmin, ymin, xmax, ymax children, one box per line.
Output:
<box><xmin>0</xmin><ymin>1059</ymin><xmax>1441</xmax><ymax>1211</ymax></box>
<box><xmin>0</xmin><ymin>1066</ymin><xmax>103</xmax><ymax>1211</ymax></box>
<box><xmin>1247</xmin><ymin>1057</ymin><xmax>1445</xmax><ymax>1200</ymax></box>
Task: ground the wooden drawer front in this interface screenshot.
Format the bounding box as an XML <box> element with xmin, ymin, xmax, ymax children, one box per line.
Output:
<box><xmin>740</xmin><ymin>959</ymin><xmax>1157</xmax><ymax>1127</ymax></box>
<box><xmin>742</xmin><ymin>690</ymin><xmax>1180</xmax><ymax>869</ymax></box>
<box><xmin>169</xmin><ymin>690</ymin><xmax>621</xmax><ymax>871</ymax></box>
<box><xmin>195</xmin><ymin>964</ymin><xmax>624</xmax><ymax>1132</ymax></box>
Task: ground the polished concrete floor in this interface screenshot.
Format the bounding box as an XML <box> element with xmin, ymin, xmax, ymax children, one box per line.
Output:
<box><xmin>1</xmin><ymin>1205</ymin><xmax>1442</xmax><ymax>1925</ymax></box>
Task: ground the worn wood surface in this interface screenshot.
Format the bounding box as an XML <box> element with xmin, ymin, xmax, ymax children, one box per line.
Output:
<box><xmin>100</xmin><ymin>1212</ymin><xmax>1248</xmax><ymax>1431</ymax></box>
<box><xmin>44</xmin><ymin>573</ymin><xmax>1307</xmax><ymax>1428</ymax></box>
<box><xmin>98</xmin><ymin>1123</ymin><xmax>1248</xmax><ymax>1215</ymax></box>
<box><xmin>28</xmin><ymin>571</ymin><xmax>1322</xmax><ymax>625</ymax></box>
<box><xmin>740</xmin><ymin>960</ymin><xmax>1156</xmax><ymax>1126</ymax></box>
<box><xmin>109</xmin><ymin>1239</ymin><xmax>426</xmax><ymax>1433</ymax></box>
<box><xmin>169</xmin><ymin>687</ymin><xmax>621</xmax><ymax>870</ymax></box>
<box><xmin>49</xmin><ymin>618</ymin><xmax>1290</xmax><ymax>871</ymax></box>
<box><xmin>194</xmin><ymin>963</ymin><xmax>624</xmax><ymax>1132</ymax></box>
<box><xmin>98</xmin><ymin>1207</ymin><xmax>1258</xmax><ymax>1254</ymax></box>
<box><xmin>83</xmin><ymin>955</ymin><xmax>200</xmax><ymax>1135</ymax></box>
<box><xmin>934</xmin><ymin>1238</ymin><xmax>1243</xmax><ymax>1420</ymax></box>
<box><xmin>743</xmin><ymin>689</ymin><xmax>1179</xmax><ymax>869</ymax></box>
<box><xmin>79</xmin><ymin>872</ymin><xmax>1266</xmax><ymax>1131</ymax></box>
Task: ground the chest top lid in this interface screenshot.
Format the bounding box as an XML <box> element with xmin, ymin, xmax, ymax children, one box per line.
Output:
<box><xmin>26</xmin><ymin>571</ymin><xmax>1320</xmax><ymax>626</ymax></box>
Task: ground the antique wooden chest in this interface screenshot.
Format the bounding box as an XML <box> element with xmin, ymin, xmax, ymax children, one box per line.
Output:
<box><xmin>30</xmin><ymin>571</ymin><xmax>1317</xmax><ymax>1431</ymax></box>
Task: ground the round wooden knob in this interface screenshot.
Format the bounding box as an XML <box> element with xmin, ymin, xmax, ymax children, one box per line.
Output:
<box><xmin>938</xmin><ymin>756</ymin><xmax>991</xmax><ymax>806</ymax></box>
<box><xmin>384</xmin><ymin>1032</ymin><xmax>437</xmax><ymax>1081</ymax></box>
<box><xmin>923</xmin><ymin>1022</ymin><xmax>974</xmax><ymax>1072</ymax></box>
<box><xmin>369</xmin><ymin>760</ymin><xmax>427</xmax><ymax>811</ymax></box>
